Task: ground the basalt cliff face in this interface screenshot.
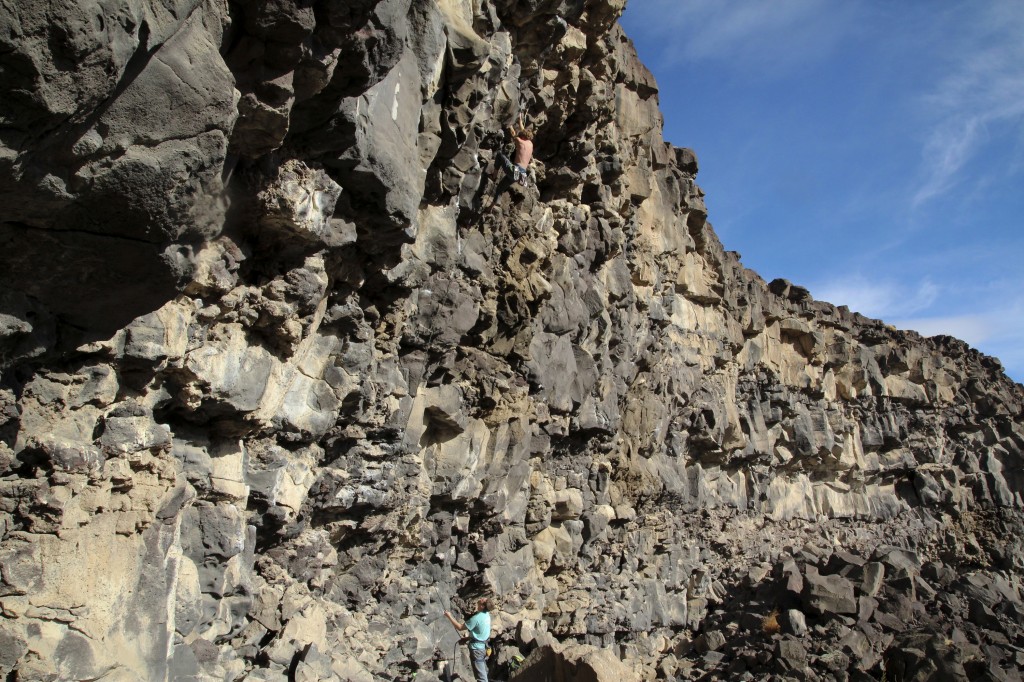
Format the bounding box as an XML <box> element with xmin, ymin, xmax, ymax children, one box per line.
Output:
<box><xmin>1</xmin><ymin>1</ymin><xmax>1023</xmax><ymax>681</ymax></box>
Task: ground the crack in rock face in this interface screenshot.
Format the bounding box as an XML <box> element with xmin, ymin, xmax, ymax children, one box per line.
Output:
<box><xmin>1</xmin><ymin>1</ymin><xmax>1023</xmax><ymax>680</ymax></box>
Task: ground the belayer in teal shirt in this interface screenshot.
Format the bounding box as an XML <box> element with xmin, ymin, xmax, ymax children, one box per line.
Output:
<box><xmin>444</xmin><ymin>597</ymin><xmax>492</xmax><ymax>682</ymax></box>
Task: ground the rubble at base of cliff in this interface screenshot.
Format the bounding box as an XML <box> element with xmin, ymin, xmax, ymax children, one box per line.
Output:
<box><xmin>665</xmin><ymin>528</ymin><xmax>1024</xmax><ymax>681</ymax></box>
<box><xmin>1</xmin><ymin>0</ymin><xmax>1022</xmax><ymax>681</ymax></box>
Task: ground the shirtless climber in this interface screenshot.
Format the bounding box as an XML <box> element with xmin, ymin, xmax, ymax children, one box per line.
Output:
<box><xmin>497</xmin><ymin>114</ymin><xmax>533</xmax><ymax>186</ymax></box>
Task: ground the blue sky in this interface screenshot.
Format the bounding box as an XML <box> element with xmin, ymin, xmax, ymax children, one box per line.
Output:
<box><xmin>620</xmin><ymin>1</ymin><xmax>1024</xmax><ymax>383</ymax></box>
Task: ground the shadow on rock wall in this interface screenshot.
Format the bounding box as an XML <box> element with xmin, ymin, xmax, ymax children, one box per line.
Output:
<box><xmin>1</xmin><ymin>0</ymin><xmax>1022</xmax><ymax>681</ymax></box>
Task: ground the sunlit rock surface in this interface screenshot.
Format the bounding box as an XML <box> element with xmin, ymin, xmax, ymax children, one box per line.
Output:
<box><xmin>1</xmin><ymin>1</ymin><xmax>1022</xmax><ymax>680</ymax></box>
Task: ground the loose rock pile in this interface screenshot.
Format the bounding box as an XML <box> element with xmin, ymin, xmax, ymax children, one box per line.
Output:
<box><xmin>1</xmin><ymin>1</ymin><xmax>1022</xmax><ymax>681</ymax></box>
<box><xmin>672</xmin><ymin>533</ymin><xmax>1024</xmax><ymax>681</ymax></box>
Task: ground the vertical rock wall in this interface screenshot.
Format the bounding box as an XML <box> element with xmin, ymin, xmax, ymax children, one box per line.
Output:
<box><xmin>1</xmin><ymin>1</ymin><xmax>1022</xmax><ymax>680</ymax></box>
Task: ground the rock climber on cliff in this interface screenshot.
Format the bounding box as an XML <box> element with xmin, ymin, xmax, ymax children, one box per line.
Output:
<box><xmin>497</xmin><ymin>114</ymin><xmax>533</xmax><ymax>187</ymax></box>
<box><xmin>444</xmin><ymin>597</ymin><xmax>492</xmax><ymax>682</ymax></box>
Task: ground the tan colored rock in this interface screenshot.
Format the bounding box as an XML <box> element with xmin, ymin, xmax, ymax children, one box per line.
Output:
<box><xmin>208</xmin><ymin>441</ymin><xmax>249</xmax><ymax>502</ymax></box>
<box><xmin>2</xmin><ymin>1</ymin><xmax>1023</xmax><ymax>680</ymax></box>
<box><xmin>258</xmin><ymin>159</ymin><xmax>344</xmax><ymax>245</ymax></box>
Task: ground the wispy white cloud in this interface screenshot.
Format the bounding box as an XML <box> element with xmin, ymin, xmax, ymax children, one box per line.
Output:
<box><xmin>893</xmin><ymin>308</ymin><xmax>1024</xmax><ymax>382</ymax></box>
<box><xmin>811</xmin><ymin>275</ymin><xmax>939</xmax><ymax>320</ymax></box>
<box><xmin>623</xmin><ymin>0</ymin><xmax>859</xmax><ymax>76</ymax></box>
<box><xmin>626</xmin><ymin>1</ymin><xmax>1024</xmax><ymax>210</ymax></box>
<box><xmin>813</xmin><ymin>274</ymin><xmax>1024</xmax><ymax>382</ymax></box>
<box><xmin>911</xmin><ymin>3</ymin><xmax>1024</xmax><ymax>207</ymax></box>
<box><xmin>891</xmin><ymin>314</ymin><xmax>995</xmax><ymax>347</ymax></box>
<box><xmin>620</xmin><ymin>2</ymin><xmax>1024</xmax><ymax>382</ymax></box>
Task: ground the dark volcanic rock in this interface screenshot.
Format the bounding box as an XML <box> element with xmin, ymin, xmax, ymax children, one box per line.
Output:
<box><xmin>1</xmin><ymin>0</ymin><xmax>1022</xmax><ymax>681</ymax></box>
<box><xmin>803</xmin><ymin>565</ymin><xmax>858</xmax><ymax>616</ymax></box>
